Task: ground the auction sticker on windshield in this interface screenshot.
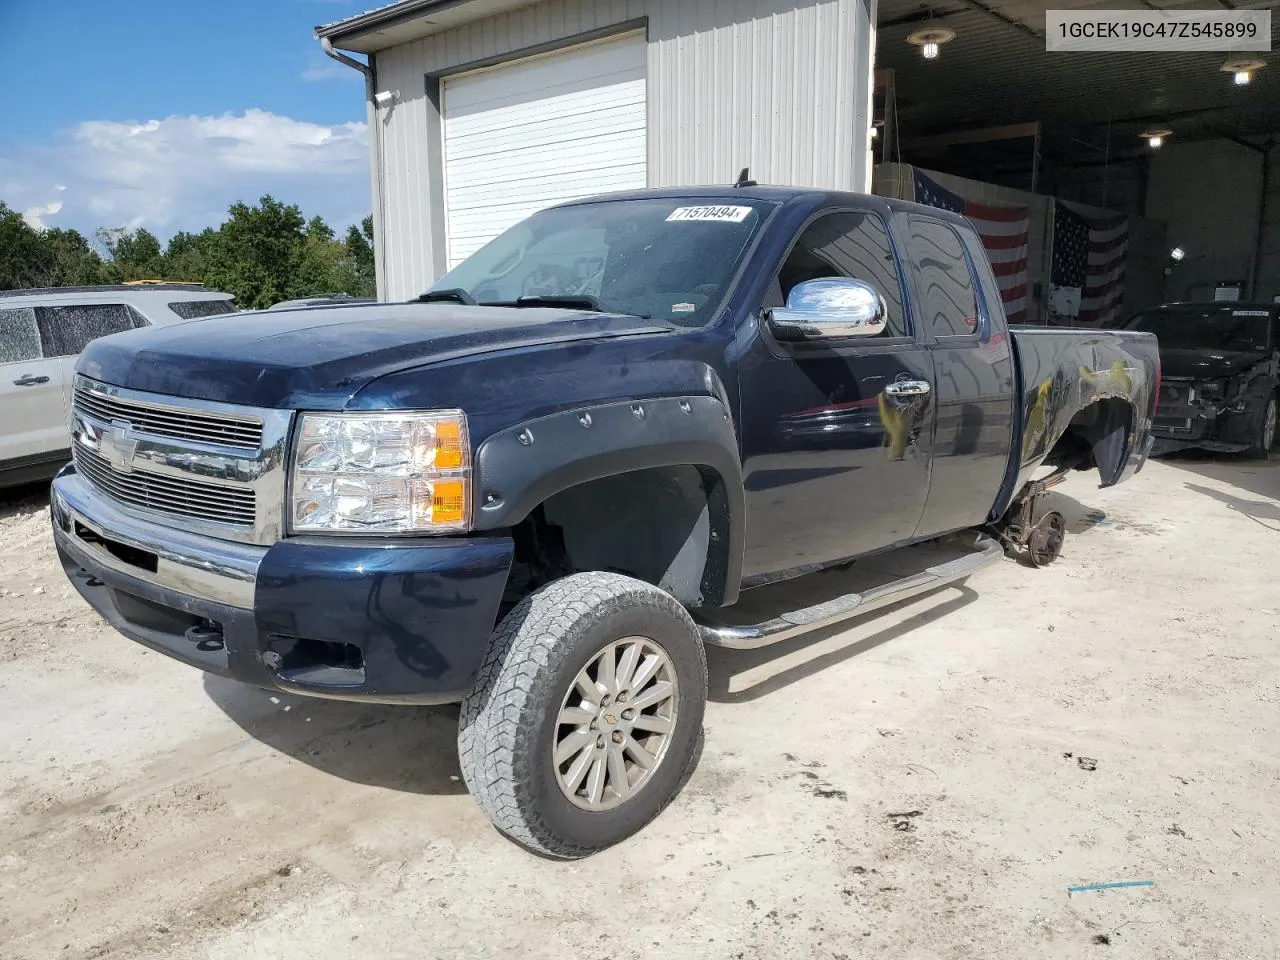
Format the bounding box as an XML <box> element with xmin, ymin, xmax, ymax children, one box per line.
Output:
<box><xmin>666</xmin><ymin>205</ymin><xmax>754</xmax><ymax>223</ymax></box>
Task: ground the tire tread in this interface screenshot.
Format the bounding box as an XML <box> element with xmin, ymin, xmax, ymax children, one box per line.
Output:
<box><xmin>457</xmin><ymin>571</ymin><xmax>705</xmax><ymax>858</ymax></box>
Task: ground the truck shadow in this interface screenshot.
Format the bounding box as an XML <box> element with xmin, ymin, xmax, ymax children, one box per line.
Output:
<box><xmin>202</xmin><ymin>674</ymin><xmax>468</xmax><ymax>796</ymax></box>
<box><xmin>201</xmin><ymin>497</ymin><xmax>1112</xmax><ymax>789</ymax></box>
<box><xmin>1183</xmin><ymin>482</ymin><xmax>1280</xmax><ymax>530</ymax></box>
<box><xmin>0</xmin><ymin>479</ymin><xmax>52</xmax><ymax>521</ymax></box>
<box><xmin>705</xmin><ymin>491</ymin><xmax>1110</xmax><ymax>702</ymax></box>
<box><xmin>1031</xmin><ymin>489</ymin><xmax>1112</xmax><ymax>535</ymax></box>
<box><xmin>1154</xmin><ymin>450</ymin><xmax>1280</xmax><ymax>504</ymax></box>
<box><xmin>706</xmin><ymin>583</ymin><xmax>980</xmax><ymax>704</ymax></box>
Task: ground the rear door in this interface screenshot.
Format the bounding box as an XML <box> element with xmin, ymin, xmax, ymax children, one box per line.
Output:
<box><xmin>0</xmin><ymin>306</ymin><xmax>68</xmax><ymax>465</ymax></box>
<box><xmin>901</xmin><ymin>216</ymin><xmax>1016</xmax><ymax>540</ymax></box>
<box><xmin>738</xmin><ymin>209</ymin><xmax>936</xmax><ymax>580</ymax></box>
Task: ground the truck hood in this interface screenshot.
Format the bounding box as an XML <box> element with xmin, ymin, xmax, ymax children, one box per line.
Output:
<box><xmin>1158</xmin><ymin>347</ymin><xmax>1265</xmax><ymax>381</ymax></box>
<box><xmin>77</xmin><ymin>302</ymin><xmax>672</xmax><ymax>410</ymax></box>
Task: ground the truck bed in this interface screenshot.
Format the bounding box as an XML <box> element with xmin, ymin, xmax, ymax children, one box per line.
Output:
<box><xmin>998</xmin><ymin>325</ymin><xmax>1160</xmax><ymax>517</ymax></box>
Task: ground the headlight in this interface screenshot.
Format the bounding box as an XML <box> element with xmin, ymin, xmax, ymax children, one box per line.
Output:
<box><xmin>289</xmin><ymin>410</ymin><xmax>470</xmax><ymax>534</ymax></box>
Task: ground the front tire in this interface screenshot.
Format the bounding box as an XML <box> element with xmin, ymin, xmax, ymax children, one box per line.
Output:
<box><xmin>1247</xmin><ymin>396</ymin><xmax>1277</xmax><ymax>459</ymax></box>
<box><xmin>457</xmin><ymin>572</ymin><xmax>707</xmax><ymax>858</ymax></box>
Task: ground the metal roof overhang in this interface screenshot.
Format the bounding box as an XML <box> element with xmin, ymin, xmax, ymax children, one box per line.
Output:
<box><xmin>315</xmin><ymin>0</ymin><xmax>544</xmax><ymax>53</ymax></box>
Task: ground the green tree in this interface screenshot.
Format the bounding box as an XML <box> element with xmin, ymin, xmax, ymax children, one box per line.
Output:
<box><xmin>98</xmin><ymin>226</ymin><xmax>165</xmax><ymax>282</ymax></box>
<box><xmin>292</xmin><ymin>214</ymin><xmax>343</xmax><ymax>296</ymax></box>
<box><xmin>0</xmin><ymin>202</ymin><xmax>54</xmax><ymax>289</ymax></box>
<box><xmin>203</xmin><ymin>195</ymin><xmax>309</xmax><ymax>309</ymax></box>
<box><xmin>41</xmin><ymin>228</ymin><xmax>108</xmax><ymax>286</ymax></box>
<box><xmin>342</xmin><ymin>215</ymin><xmax>376</xmax><ymax>297</ymax></box>
<box><xmin>0</xmin><ymin>202</ymin><xmax>106</xmax><ymax>289</ymax></box>
<box><xmin>163</xmin><ymin>229</ymin><xmax>216</xmax><ymax>282</ymax></box>
<box><xmin>1</xmin><ymin>195</ymin><xmax>375</xmax><ymax>303</ymax></box>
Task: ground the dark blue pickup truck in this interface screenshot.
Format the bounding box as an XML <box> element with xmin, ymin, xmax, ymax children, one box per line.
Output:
<box><xmin>52</xmin><ymin>186</ymin><xmax>1159</xmax><ymax>857</ymax></box>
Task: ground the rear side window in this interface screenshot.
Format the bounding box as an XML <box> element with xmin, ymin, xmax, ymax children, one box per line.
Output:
<box><xmin>39</xmin><ymin>303</ymin><xmax>142</xmax><ymax>358</ymax></box>
<box><xmin>168</xmin><ymin>299</ymin><xmax>234</xmax><ymax>320</ymax></box>
<box><xmin>777</xmin><ymin>212</ymin><xmax>910</xmax><ymax>338</ymax></box>
<box><xmin>906</xmin><ymin>218</ymin><xmax>979</xmax><ymax>338</ymax></box>
<box><xmin>0</xmin><ymin>307</ymin><xmax>43</xmax><ymax>363</ymax></box>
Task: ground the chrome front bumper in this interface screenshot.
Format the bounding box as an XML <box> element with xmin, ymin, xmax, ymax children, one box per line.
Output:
<box><xmin>51</xmin><ymin>468</ymin><xmax>265</xmax><ymax>609</ymax></box>
<box><xmin>51</xmin><ymin>463</ymin><xmax>517</xmax><ymax>703</ymax></box>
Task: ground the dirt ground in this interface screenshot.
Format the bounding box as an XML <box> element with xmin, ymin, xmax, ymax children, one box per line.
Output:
<box><xmin>2</xmin><ymin>454</ymin><xmax>1279</xmax><ymax>960</ymax></box>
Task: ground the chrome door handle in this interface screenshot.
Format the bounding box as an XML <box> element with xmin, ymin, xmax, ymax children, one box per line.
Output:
<box><xmin>13</xmin><ymin>375</ymin><xmax>50</xmax><ymax>386</ymax></box>
<box><xmin>883</xmin><ymin>379</ymin><xmax>931</xmax><ymax>397</ymax></box>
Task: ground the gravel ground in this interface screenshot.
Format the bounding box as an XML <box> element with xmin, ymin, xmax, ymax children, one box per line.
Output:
<box><xmin>2</xmin><ymin>454</ymin><xmax>1278</xmax><ymax>959</ymax></box>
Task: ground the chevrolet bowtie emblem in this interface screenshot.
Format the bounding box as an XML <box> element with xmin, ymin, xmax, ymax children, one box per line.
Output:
<box><xmin>102</xmin><ymin>420</ymin><xmax>140</xmax><ymax>474</ymax></box>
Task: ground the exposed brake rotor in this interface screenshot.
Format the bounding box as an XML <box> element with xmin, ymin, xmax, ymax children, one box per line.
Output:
<box><xmin>1027</xmin><ymin>511</ymin><xmax>1066</xmax><ymax>567</ymax></box>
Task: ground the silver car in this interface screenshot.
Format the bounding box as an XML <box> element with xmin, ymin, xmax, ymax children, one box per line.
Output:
<box><xmin>0</xmin><ymin>283</ymin><xmax>236</xmax><ymax>488</ymax></box>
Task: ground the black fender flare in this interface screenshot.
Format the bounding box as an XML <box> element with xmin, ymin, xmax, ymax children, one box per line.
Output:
<box><xmin>472</xmin><ymin>396</ymin><xmax>745</xmax><ymax>606</ymax></box>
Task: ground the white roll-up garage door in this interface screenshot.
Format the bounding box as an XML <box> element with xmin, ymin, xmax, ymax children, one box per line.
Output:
<box><xmin>441</xmin><ymin>32</ymin><xmax>647</xmax><ymax>268</ymax></box>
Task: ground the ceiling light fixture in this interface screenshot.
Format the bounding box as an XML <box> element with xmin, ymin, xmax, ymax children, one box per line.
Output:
<box><xmin>907</xmin><ymin>27</ymin><xmax>955</xmax><ymax>61</ymax></box>
<box><xmin>1222</xmin><ymin>55</ymin><xmax>1265</xmax><ymax>86</ymax></box>
<box><xmin>1141</xmin><ymin>127</ymin><xmax>1172</xmax><ymax>149</ymax></box>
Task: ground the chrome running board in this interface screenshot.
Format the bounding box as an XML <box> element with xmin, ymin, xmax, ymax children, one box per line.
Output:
<box><xmin>696</xmin><ymin>533</ymin><xmax>1003</xmax><ymax>650</ymax></box>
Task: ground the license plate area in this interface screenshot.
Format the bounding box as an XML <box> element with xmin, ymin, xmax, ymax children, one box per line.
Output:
<box><xmin>74</xmin><ymin>521</ymin><xmax>159</xmax><ymax>574</ymax></box>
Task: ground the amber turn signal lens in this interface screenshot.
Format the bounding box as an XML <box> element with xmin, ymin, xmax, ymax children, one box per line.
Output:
<box><xmin>430</xmin><ymin>478</ymin><xmax>467</xmax><ymax>526</ymax></box>
<box><xmin>433</xmin><ymin>420</ymin><xmax>465</xmax><ymax>470</ymax></box>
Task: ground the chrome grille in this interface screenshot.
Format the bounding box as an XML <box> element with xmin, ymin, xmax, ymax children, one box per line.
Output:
<box><xmin>74</xmin><ymin>446</ymin><xmax>256</xmax><ymax>526</ymax></box>
<box><xmin>70</xmin><ymin>376</ymin><xmax>292</xmax><ymax>545</ymax></box>
<box><xmin>73</xmin><ymin>386</ymin><xmax>263</xmax><ymax>449</ymax></box>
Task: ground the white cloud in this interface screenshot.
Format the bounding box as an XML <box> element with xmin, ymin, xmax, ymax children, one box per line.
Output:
<box><xmin>0</xmin><ymin>109</ymin><xmax>369</xmax><ymax>239</ymax></box>
<box><xmin>23</xmin><ymin>200</ymin><xmax>64</xmax><ymax>229</ymax></box>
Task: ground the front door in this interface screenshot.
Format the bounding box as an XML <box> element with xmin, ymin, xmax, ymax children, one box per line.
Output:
<box><xmin>738</xmin><ymin>210</ymin><xmax>935</xmax><ymax>583</ymax></box>
<box><xmin>0</xmin><ymin>306</ymin><xmax>68</xmax><ymax>466</ymax></box>
<box><xmin>37</xmin><ymin>302</ymin><xmax>146</xmax><ymax>396</ymax></box>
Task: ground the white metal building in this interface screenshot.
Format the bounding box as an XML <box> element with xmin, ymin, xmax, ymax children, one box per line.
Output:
<box><xmin>317</xmin><ymin>0</ymin><xmax>878</xmax><ymax>301</ymax></box>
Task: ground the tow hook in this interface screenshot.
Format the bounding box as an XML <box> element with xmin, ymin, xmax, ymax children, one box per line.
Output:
<box><xmin>184</xmin><ymin>620</ymin><xmax>225</xmax><ymax>652</ymax></box>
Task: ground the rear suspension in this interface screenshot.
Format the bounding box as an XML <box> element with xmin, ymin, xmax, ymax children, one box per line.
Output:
<box><xmin>989</xmin><ymin>471</ymin><xmax>1069</xmax><ymax>567</ymax></box>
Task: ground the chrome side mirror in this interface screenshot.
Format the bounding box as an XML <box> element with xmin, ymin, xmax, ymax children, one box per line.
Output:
<box><xmin>768</xmin><ymin>278</ymin><xmax>888</xmax><ymax>341</ymax></box>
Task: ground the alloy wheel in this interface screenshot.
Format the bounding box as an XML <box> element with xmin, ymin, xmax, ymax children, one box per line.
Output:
<box><xmin>552</xmin><ymin>636</ymin><xmax>679</xmax><ymax>811</ymax></box>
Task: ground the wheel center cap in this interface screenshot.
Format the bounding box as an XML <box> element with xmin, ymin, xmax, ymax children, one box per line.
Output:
<box><xmin>602</xmin><ymin>712</ymin><xmax>618</xmax><ymax>726</ymax></box>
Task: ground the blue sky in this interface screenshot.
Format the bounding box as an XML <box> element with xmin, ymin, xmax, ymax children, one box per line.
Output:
<box><xmin>0</xmin><ymin>0</ymin><xmax>372</xmax><ymax>240</ymax></box>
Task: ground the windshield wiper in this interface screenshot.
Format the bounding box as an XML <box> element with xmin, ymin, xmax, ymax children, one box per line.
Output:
<box><xmin>479</xmin><ymin>294</ymin><xmax>605</xmax><ymax>311</ymax></box>
<box><xmin>480</xmin><ymin>295</ymin><xmax>651</xmax><ymax>319</ymax></box>
<box><xmin>417</xmin><ymin>288</ymin><xmax>476</xmax><ymax>305</ymax></box>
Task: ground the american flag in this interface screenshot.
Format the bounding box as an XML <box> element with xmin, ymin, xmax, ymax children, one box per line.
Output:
<box><xmin>913</xmin><ymin>170</ymin><xmax>1029</xmax><ymax>323</ymax></box>
<box><xmin>1049</xmin><ymin>200</ymin><xmax>1129</xmax><ymax>326</ymax></box>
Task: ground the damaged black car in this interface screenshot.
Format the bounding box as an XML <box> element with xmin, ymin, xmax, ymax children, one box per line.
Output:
<box><xmin>1126</xmin><ymin>302</ymin><xmax>1278</xmax><ymax>458</ymax></box>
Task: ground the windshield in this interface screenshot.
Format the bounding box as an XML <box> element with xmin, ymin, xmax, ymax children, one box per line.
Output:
<box><xmin>429</xmin><ymin>197</ymin><xmax>775</xmax><ymax>326</ymax></box>
<box><xmin>1126</xmin><ymin>308</ymin><xmax>1272</xmax><ymax>352</ymax></box>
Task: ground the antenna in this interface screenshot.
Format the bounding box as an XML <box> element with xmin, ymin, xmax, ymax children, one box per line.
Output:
<box><xmin>734</xmin><ymin>167</ymin><xmax>757</xmax><ymax>188</ymax></box>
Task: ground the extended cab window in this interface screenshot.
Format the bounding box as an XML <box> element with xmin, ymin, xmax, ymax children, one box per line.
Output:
<box><xmin>39</xmin><ymin>303</ymin><xmax>143</xmax><ymax>358</ymax></box>
<box><xmin>906</xmin><ymin>219</ymin><xmax>979</xmax><ymax>338</ymax></box>
<box><xmin>0</xmin><ymin>307</ymin><xmax>42</xmax><ymax>363</ymax></box>
<box><xmin>776</xmin><ymin>212</ymin><xmax>910</xmax><ymax>338</ymax></box>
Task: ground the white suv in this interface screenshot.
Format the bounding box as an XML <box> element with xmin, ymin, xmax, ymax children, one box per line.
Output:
<box><xmin>0</xmin><ymin>283</ymin><xmax>236</xmax><ymax>488</ymax></box>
